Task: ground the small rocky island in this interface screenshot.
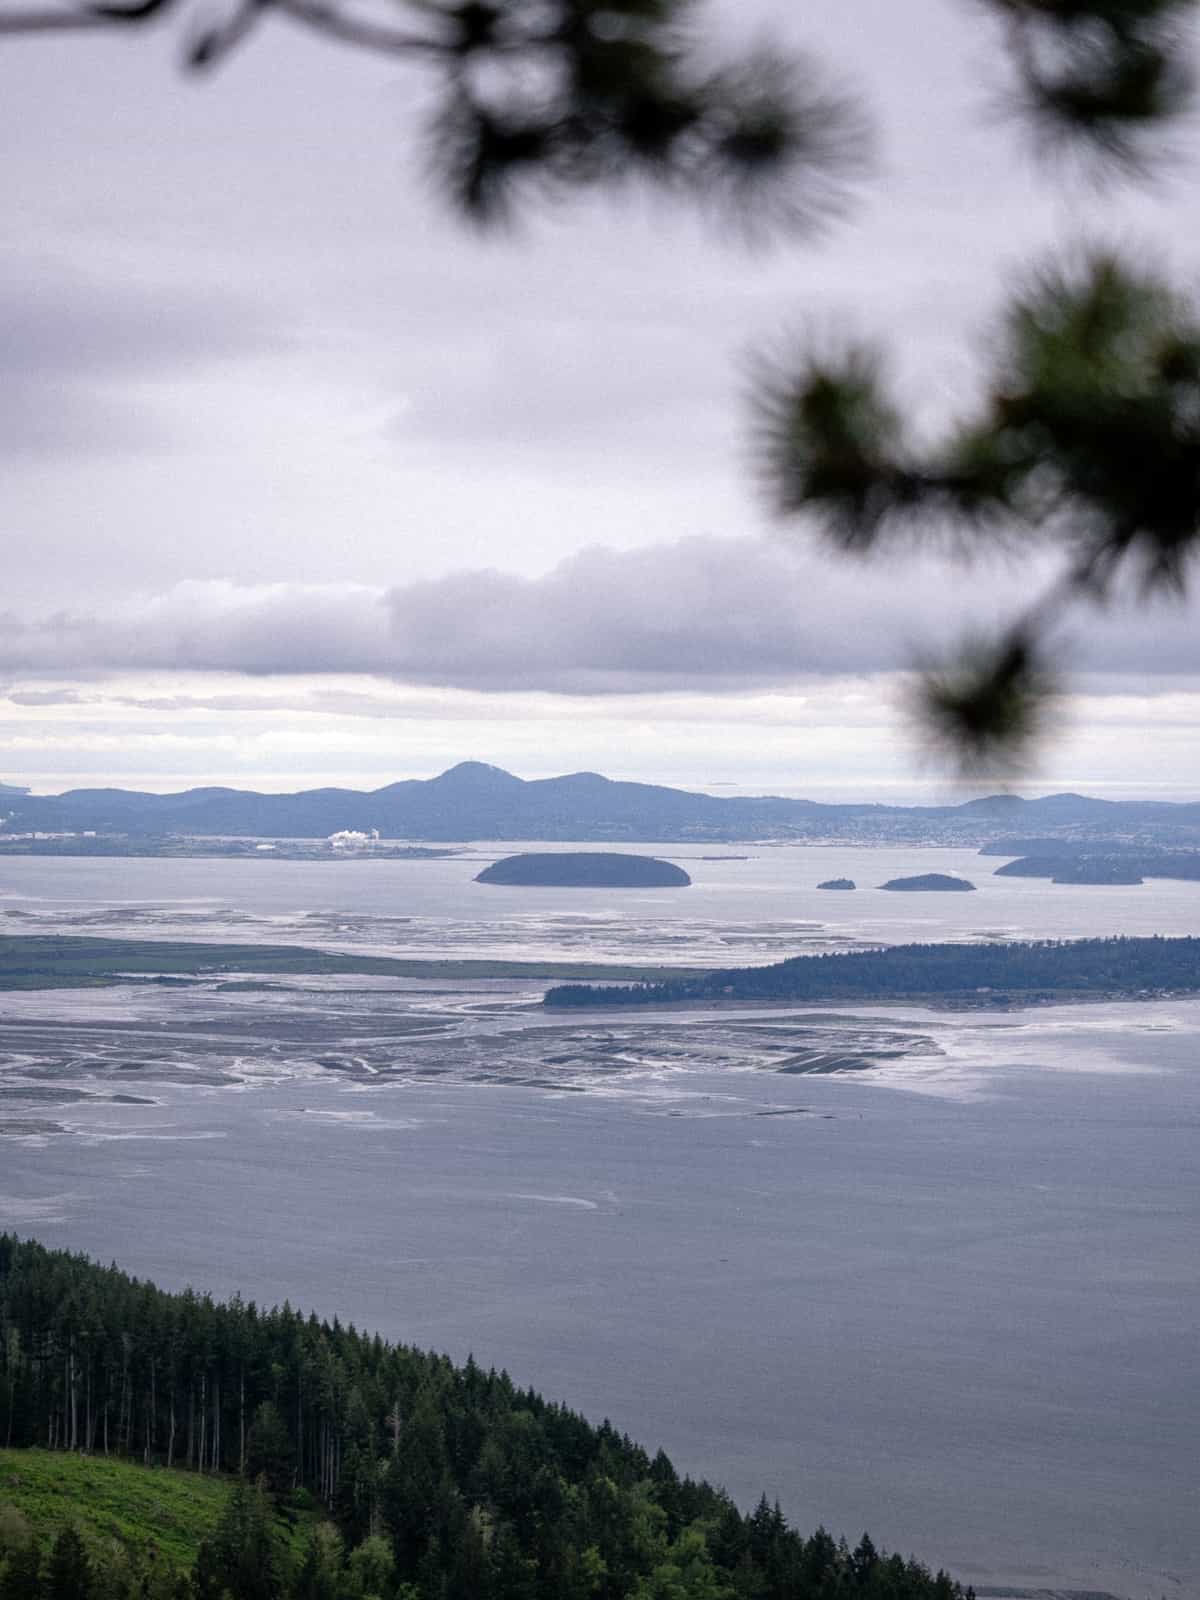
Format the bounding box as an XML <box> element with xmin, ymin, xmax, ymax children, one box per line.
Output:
<box><xmin>817</xmin><ymin>878</ymin><xmax>856</xmax><ymax>890</ymax></box>
<box><xmin>879</xmin><ymin>873</ymin><xmax>976</xmax><ymax>892</ymax></box>
<box><xmin>476</xmin><ymin>852</ymin><xmax>691</xmax><ymax>888</ymax></box>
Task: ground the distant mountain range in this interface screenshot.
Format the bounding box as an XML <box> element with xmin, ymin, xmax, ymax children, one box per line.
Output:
<box><xmin>2</xmin><ymin>762</ymin><xmax>1200</xmax><ymax>846</ymax></box>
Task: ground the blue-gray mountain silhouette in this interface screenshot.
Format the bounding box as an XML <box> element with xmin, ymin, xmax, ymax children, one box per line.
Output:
<box><xmin>3</xmin><ymin>763</ymin><xmax>1200</xmax><ymax>843</ymax></box>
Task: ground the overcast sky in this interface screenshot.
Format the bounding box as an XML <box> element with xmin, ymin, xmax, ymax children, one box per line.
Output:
<box><xmin>2</xmin><ymin>0</ymin><xmax>1200</xmax><ymax>799</ymax></box>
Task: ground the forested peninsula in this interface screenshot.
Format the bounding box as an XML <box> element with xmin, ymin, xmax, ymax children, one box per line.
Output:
<box><xmin>543</xmin><ymin>936</ymin><xmax>1200</xmax><ymax>1009</ymax></box>
<box><xmin>0</xmin><ymin>1237</ymin><xmax>966</xmax><ymax>1600</ymax></box>
<box><xmin>991</xmin><ymin>848</ymin><xmax>1200</xmax><ymax>884</ymax></box>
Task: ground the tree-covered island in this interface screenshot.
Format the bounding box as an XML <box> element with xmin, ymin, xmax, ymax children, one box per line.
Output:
<box><xmin>477</xmin><ymin>854</ymin><xmax>691</xmax><ymax>888</ymax></box>
<box><xmin>989</xmin><ymin>844</ymin><xmax>1200</xmax><ymax>884</ymax></box>
<box><xmin>877</xmin><ymin>876</ymin><xmax>976</xmax><ymax>893</ymax></box>
<box><xmin>544</xmin><ymin>936</ymin><xmax>1200</xmax><ymax>1009</ymax></box>
<box><xmin>0</xmin><ymin>1236</ymin><xmax>968</xmax><ymax>1600</ymax></box>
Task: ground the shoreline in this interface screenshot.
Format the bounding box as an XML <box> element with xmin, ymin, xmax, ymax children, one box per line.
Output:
<box><xmin>0</xmin><ymin>934</ymin><xmax>1195</xmax><ymax>1014</ymax></box>
<box><xmin>0</xmin><ymin>934</ymin><xmax>711</xmax><ymax>990</ymax></box>
<box><xmin>542</xmin><ymin>986</ymin><xmax>1198</xmax><ymax>1016</ymax></box>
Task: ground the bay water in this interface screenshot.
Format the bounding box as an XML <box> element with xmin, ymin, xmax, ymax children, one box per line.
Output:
<box><xmin>0</xmin><ymin>847</ymin><xmax>1196</xmax><ymax>1599</ymax></box>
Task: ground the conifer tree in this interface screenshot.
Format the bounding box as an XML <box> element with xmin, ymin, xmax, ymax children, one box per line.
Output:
<box><xmin>0</xmin><ymin>1536</ymin><xmax>41</xmax><ymax>1600</ymax></box>
<box><xmin>43</xmin><ymin>1527</ymin><xmax>92</xmax><ymax>1600</ymax></box>
<box><xmin>194</xmin><ymin>1480</ymin><xmax>283</xmax><ymax>1600</ymax></box>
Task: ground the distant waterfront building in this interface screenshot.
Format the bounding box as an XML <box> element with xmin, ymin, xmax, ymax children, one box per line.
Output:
<box><xmin>327</xmin><ymin>829</ymin><xmax>379</xmax><ymax>851</ymax></box>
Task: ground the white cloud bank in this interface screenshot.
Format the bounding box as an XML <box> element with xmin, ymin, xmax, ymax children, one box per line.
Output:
<box><xmin>0</xmin><ymin>536</ymin><xmax>1194</xmax><ymax>693</ymax></box>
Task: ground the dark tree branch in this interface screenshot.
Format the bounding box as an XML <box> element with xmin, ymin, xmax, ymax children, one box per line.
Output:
<box><xmin>0</xmin><ymin>5</ymin><xmax>139</xmax><ymax>30</ymax></box>
<box><xmin>266</xmin><ymin>0</ymin><xmax>430</xmax><ymax>56</ymax></box>
<box><xmin>187</xmin><ymin>0</ymin><xmax>264</xmax><ymax>69</ymax></box>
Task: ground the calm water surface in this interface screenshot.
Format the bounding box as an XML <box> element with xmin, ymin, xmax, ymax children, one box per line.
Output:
<box><xmin>2</xmin><ymin>844</ymin><xmax>1200</xmax><ymax>962</ymax></box>
<box><xmin>0</xmin><ymin>851</ymin><xmax>1197</xmax><ymax>1600</ymax></box>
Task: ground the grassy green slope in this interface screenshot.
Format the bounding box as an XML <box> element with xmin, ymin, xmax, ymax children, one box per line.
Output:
<box><xmin>0</xmin><ymin>1449</ymin><xmax>316</xmax><ymax>1569</ymax></box>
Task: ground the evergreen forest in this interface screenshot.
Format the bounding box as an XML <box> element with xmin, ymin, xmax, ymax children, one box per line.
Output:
<box><xmin>0</xmin><ymin>1236</ymin><xmax>968</xmax><ymax>1600</ymax></box>
<box><xmin>543</xmin><ymin>936</ymin><xmax>1200</xmax><ymax>1008</ymax></box>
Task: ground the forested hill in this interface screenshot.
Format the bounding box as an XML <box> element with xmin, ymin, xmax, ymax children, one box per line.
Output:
<box><xmin>4</xmin><ymin>760</ymin><xmax>1200</xmax><ymax>843</ymax></box>
<box><xmin>543</xmin><ymin>936</ymin><xmax>1200</xmax><ymax>1009</ymax></box>
<box><xmin>0</xmin><ymin>1236</ymin><xmax>966</xmax><ymax>1600</ymax></box>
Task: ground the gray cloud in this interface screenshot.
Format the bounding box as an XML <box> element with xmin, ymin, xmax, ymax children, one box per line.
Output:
<box><xmin>5</xmin><ymin>0</ymin><xmax>1199</xmax><ymax>613</ymax></box>
<box><xmin>0</xmin><ymin>255</ymin><xmax>277</xmax><ymax>458</ymax></box>
<box><xmin>0</xmin><ymin>537</ymin><xmax>1193</xmax><ymax>692</ymax></box>
<box><xmin>2</xmin><ymin>687</ymin><xmax>87</xmax><ymax>706</ymax></box>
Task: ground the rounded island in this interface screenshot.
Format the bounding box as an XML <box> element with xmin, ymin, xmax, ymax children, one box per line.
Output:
<box><xmin>879</xmin><ymin>873</ymin><xmax>976</xmax><ymax>892</ymax></box>
<box><xmin>817</xmin><ymin>878</ymin><xmax>856</xmax><ymax>891</ymax></box>
<box><xmin>476</xmin><ymin>852</ymin><xmax>691</xmax><ymax>888</ymax></box>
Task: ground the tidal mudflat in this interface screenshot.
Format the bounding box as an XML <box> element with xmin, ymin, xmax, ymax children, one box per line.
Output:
<box><xmin>1</xmin><ymin>967</ymin><xmax>1198</xmax><ymax>1600</ymax></box>
<box><xmin>0</xmin><ymin>970</ymin><xmax>950</xmax><ymax>1129</ymax></box>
